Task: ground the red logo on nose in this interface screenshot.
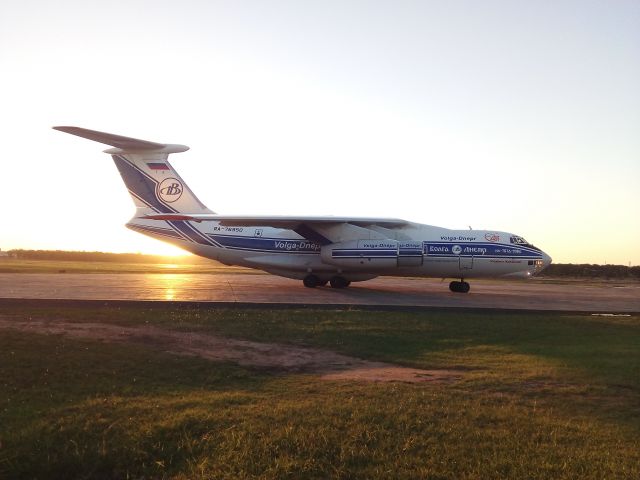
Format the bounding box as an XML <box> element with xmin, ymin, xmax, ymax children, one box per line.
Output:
<box><xmin>485</xmin><ymin>233</ymin><xmax>499</xmax><ymax>242</ymax></box>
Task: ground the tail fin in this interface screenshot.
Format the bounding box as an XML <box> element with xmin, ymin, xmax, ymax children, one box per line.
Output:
<box><xmin>53</xmin><ymin>126</ymin><xmax>213</xmax><ymax>215</ymax></box>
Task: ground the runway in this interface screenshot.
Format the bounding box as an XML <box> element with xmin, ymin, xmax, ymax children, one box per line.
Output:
<box><xmin>0</xmin><ymin>273</ymin><xmax>638</xmax><ymax>312</ymax></box>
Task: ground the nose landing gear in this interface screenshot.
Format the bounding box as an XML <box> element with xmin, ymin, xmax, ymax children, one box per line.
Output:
<box><xmin>449</xmin><ymin>280</ymin><xmax>470</xmax><ymax>293</ymax></box>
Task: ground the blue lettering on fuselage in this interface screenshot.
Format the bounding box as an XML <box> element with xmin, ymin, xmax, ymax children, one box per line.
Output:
<box><xmin>424</xmin><ymin>242</ymin><xmax>542</xmax><ymax>258</ymax></box>
<box><xmin>274</xmin><ymin>240</ymin><xmax>320</xmax><ymax>251</ymax></box>
<box><xmin>362</xmin><ymin>242</ymin><xmax>396</xmax><ymax>249</ymax></box>
<box><xmin>441</xmin><ymin>236</ymin><xmax>477</xmax><ymax>241</ymax></box>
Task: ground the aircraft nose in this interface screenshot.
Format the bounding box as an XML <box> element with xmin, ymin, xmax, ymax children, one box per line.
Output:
<box><xmin>542</xmin><ymin>251</ymin><xmax>552</xmax><ymax>267</ymax></box>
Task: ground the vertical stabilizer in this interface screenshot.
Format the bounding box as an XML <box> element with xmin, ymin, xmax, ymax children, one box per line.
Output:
<box><xmin>109</xmin><ymin>152</ymin><xmax>212</xmax><ymax>215</ymax></box>
<box><xmin>53</xmin><ymin>126</ymin><xmax>214</xmax><ymax>216</ymax></box>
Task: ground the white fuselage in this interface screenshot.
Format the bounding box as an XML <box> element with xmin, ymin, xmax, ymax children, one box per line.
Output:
<box><xmin>127</xmin><ymin>218</ymin><xmax>550</xmax><ymax>282</ymax></box>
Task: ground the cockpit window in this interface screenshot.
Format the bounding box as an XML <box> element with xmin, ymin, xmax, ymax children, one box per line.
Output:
<box><xmin>510</xmin><ymin>236</ymin><xmax>528</xmax><ymax>245</ymax></box>
<box><xmin>510</xmin><ymin>235</ymin><xmax>542</xmax><ymax>251</ymax></box>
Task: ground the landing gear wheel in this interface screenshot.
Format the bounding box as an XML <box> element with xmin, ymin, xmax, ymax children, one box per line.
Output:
<box><xmin>303</xmin><ymin>274</ymin><xmax>321</xmax><ymax>288</ymax></box>
<box><xmin>449</xmin><ymin>281</ymin><xmax>471</xmax><ymax>293</ymax></box>
<box><xmin>330</xmin><ymin>276</ymin><xmax>351</xmax><ymax>289</ymax></box>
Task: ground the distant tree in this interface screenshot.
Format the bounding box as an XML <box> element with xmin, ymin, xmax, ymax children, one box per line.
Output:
<box><xmin>540</xmin><ymin>263</ymin><xmax>639</xmax><ymax>279</ymax></box>
<box><xmin>8</xmin><ymin>249</ymin><xmax>208</xmax><ymax>264</ymax></box>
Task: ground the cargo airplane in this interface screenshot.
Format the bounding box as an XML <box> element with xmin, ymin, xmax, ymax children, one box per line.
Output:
<box><xmin>55</xmin><ymin>126</ymin><xmax>551</xmax><ymax>293</ymax></box>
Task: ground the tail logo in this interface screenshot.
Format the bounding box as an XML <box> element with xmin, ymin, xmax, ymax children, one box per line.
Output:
<box><xmin>157</xmin><ymin>177</ymin><xmax>183</xmax><ymax>203</ymax></box>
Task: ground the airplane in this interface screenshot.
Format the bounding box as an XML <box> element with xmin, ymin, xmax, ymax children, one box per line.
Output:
<box><xmin>54</xmin><ymin>126</ymin><xmax>552</xmax><ymax>293</ymax></box>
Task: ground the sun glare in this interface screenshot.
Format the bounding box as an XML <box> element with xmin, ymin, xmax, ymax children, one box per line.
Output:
<box><xmin>151</xmin><ymin>274</ymin><xmax>193</xmax><ymax>301</ymax></box>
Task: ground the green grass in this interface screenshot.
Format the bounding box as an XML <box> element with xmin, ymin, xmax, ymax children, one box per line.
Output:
<box><xmin>1</xmin><ymin>306</ymin><xmax>639</xmax><ymax>479</ymax></box>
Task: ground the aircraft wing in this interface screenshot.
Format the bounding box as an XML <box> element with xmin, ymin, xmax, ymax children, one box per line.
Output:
<box><xmin>141</xmin><ymin>214</ymin><xmax>409</xmax><ymax>245</ymax></box>
<box><xmin>142</xmin><ymin>214</ymin><xmax>408</xmax><ymax>228</ymax></box>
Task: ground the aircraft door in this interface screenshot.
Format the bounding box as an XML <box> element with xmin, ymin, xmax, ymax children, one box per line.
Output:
<box><xmin>459</xmin><ymin>255</ymin><xmax>473</xmax><ymax>270</ymax></box>
<box><xmin>397</xmin><ymin>242</ymin><xmax>423</xmax><ymax>267</ymax></box>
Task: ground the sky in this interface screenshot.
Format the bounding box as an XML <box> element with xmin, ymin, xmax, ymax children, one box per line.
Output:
<box><xmin>1</xmin><ymin>0</ymin><xmax>638</xmax><ymax>265</ymax></box>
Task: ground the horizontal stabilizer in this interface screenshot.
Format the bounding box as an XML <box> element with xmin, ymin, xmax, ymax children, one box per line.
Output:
<box><xmin>53</xmin><ymin>126</ymin><xmax>189</xmax><ymax>153</ymax></box>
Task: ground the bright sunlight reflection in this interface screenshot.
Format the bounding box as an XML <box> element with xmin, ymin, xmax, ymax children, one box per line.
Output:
<box><xmin>151</xmin><ymin>274</ymin><xmax>192</xmax><ymax>301</ymax></box>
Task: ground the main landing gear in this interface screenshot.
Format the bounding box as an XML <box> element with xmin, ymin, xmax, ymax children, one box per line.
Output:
<box><xmin>329</xmin><ymin>276</ymin><xmax>351</xmax><ymax>289</ymax></box>
<box><xmin>449</xmin><ymin>280</ymin><xmax>470</xmax><ymax>293</ymax></box>
<box><xmin>303</xmin><ymin>275</ymin><xmax>321</xmax><ymax>288</ymax></box>
<box><xmin>303</xmin><ymin>275</ymin><xmax>350</xmax><ymax>289</ymax></box>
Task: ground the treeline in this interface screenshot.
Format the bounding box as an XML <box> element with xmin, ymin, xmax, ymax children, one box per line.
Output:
<box><xmin>6</xmin><ymin>250</ymin><xmax>640</xmax><ymax>279</ymax></box>
<box><xmin>8</xmin><ymin>250</ymin><xmax>209</xmax><ymax>264</ymax></box>
<box><xmin>538</xmin><ymin>263</ymin><xmax>640</xmax><ymax>279</ymax></box>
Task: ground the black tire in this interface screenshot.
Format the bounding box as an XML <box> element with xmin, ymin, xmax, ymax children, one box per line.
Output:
<box><xmin>449</xmin><ymin>281</ymin><xmax>470</xmax><ymax>293</ymax></box>
<box><xmin>303</xmin><ymin>275</ymin><xmax>320</xmax><ymax>288</ymax></box>
<box><xmin>330</xmin><ymin>276</ymin><xmax>350</xmax><ymax>289</ymax></box>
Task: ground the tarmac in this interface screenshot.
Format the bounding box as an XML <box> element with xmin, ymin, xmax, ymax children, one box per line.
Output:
<box><xmin>0</xmin><ymin>273</ymin><xmax>638</xmax><ymax>312</ymax></box>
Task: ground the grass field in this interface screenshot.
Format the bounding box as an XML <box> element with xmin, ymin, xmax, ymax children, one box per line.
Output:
<box><xmin>1</xmin><ymin>304</ymin><xmax>639</xmax><ymax>479</ymax></box>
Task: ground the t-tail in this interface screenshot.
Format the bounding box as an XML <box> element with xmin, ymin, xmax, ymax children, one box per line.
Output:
<box><xmin>53</xmin><ymin>126</ymin><xmax>214</xmax><ymax>248</ymax></box>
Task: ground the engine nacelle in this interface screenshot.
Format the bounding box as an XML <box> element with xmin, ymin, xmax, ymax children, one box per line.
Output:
<box><xmin>321</xmin><ymin>239</ymin><xmax>423</xmax><ymax>269</ymax></box>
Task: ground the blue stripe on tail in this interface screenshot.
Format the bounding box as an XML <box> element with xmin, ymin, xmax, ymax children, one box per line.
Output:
<box><xmin>112</xmin><ymin>155</ymin><xmax>174</xmax><ymax>214</ymax></box>
<box><xmin>112</xmin><ymin>154</ymin><xmax>220</xmax><ymax>247</ymax></box>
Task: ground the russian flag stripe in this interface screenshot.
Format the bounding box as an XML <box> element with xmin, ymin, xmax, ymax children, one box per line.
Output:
<box><xmin>147</xmin><ymin>163</ymin><xmax>170</xmax><ymax>170</ymax></box>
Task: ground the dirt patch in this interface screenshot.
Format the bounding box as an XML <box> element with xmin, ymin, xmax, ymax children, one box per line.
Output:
<box><xmin>0</xmin><ymin>317</ymin><xmax>461</xmax><ymax>384</ymax></box>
